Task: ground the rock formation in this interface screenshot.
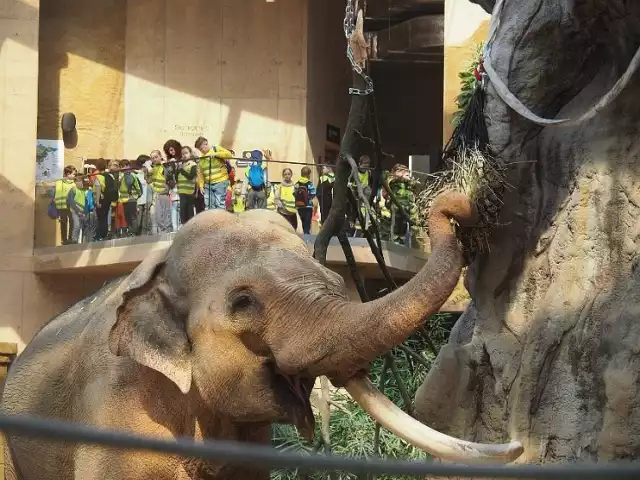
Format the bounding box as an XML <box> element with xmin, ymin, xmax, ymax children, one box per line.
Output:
<box><xmin>415</xmin><ymin>0</ymin><xmax>640</xmax><ymax>465</ymax></box>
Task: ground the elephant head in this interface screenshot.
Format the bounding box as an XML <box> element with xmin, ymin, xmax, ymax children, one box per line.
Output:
<box><xmin>108</xmin><ymin>191</ymin><xmax>523</xmax><ymax>464</ymax></box>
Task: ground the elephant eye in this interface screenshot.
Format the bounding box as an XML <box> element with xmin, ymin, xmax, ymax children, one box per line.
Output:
<box><xmin>228</xmin><ymin>288</ymin><xmax>257</xmax><ymax>314</ymax></box>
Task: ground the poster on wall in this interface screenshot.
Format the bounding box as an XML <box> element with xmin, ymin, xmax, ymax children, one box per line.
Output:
<box><xmin>36</xmin><ymin>139</ymin><xmax>64</xmax><ymax>184</ymax></box>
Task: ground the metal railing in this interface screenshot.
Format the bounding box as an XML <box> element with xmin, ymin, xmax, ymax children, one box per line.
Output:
<box><xmin>0</xmin><ymin>413</ymin><xmax>638</xmax><ymax>478</ymax></box>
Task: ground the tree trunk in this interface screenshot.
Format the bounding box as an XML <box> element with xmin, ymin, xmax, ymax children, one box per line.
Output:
<box><xmin>415</xmin><ymin>0</ymin><xmax>640</xmax><ymax>468</ymax></box>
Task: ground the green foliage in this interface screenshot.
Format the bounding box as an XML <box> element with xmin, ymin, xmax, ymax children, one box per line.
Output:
<box><xmin>451</xmin><ymin>42</ymin><xmax>485</xmax><ymax>126</ymax></box>
<box><xmin>271</xmin><ymin>314</ymin><xmax>454</xmax><ymax>480</ymax></box>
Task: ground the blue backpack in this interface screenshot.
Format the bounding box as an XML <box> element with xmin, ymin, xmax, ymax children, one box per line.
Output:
<box><xmin>247</xmin><ymin>162</ymin><xmax>264</xmax><ymax>188</ymax></box>
<box><xmin>247</xmin><ymin>149</ymin><xmax>265</xmax><ymax>189</ymax></box>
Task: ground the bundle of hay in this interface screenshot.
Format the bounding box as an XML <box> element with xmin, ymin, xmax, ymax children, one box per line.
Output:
<box><xmin>415</xmin><ymin>146</ymin><xmax>509</xmax><ymax>259</ymax></box>
<box><xmin>415</xmin><ymin>49</ymin><xmax>511</xmax><ymax>261</ymax></box>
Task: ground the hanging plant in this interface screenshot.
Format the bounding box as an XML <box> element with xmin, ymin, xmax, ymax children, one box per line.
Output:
<box><xmin>416</xmin><ymin>40</ymin><xmax>512</xmax><ymax>260</ymax></box>
<box><xmin>451</xmin><ymin>42</ymin><xmax>485</xmax><ymax>126</ymax></box>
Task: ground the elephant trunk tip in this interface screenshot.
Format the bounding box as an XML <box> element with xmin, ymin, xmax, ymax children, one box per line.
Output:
<box><xmin>429</xmin><ymin>190</ymin><xmax>479</xmax><ymax>229</ymax></box>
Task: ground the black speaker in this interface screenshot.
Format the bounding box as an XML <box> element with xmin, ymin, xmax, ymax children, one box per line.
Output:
<box><xmin>61</xmin><ymin>113</ymin><xmax>76</xmax><ymax>133</ymax></box>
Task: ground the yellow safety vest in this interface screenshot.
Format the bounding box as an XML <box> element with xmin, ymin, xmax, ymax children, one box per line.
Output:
<box><xmin>199</xmin><ymin>146</ymin><xmax>231</xmax><ymax>185</ymax></box>
<box><xmin>355</xmin><ymin>204</ymin><xmax>368</xmax><ymax>231</ymax></box>
<box><xmin>379</xmin><ymin>195</ymin><xmax>391</xmax><ymax>219</ymax></box>
<box><xmin>119</xmin><ymin>174</ymin><xmax>140</xmax><ymax>203</ymax></box>
<box><xmin>196</xmin><ymin>166</ymin><xmax>205</xmax><ymax>190</ymax></box>
<box><xmin>279</xmin><ymin>184</ymin><xmax>297</xmax><ymax>214</ymax></box>
<box><xmin>232</xmin><ymin>193</ymin><xmax>246</xmax><ymax>213</ymax></box>
<box><xmin>348</xmin><ymin>171</ymin><xmax>370</xmax><ymax>189</ymax></box>
<box><xmin>150</xmin><ymin>164</ymin><xmax>168</xmax><ymax>194</ymax></box>
<box><xmin>177</xmin><ymin>162</ymin><xmax>197</xmax><ymax>195</ymax></box>
<box><xmin>96</xmin><ymin>174</ymin><xmax>105</xmax><ymax>193</ymax></box>
<box><xmin>73</xmin><ymin>187</ymin><xmax>86</xmax><ymax>211</ymax></box>
<box><xmin>54</xmin><ymin>179</ymin><xmax>75</xmax><ymax>210</ymax></box>
<box><xmin>266</xmin><ymin>188</ymin><xmax>276</xmax><ymax>210</ymax></box>
<box><xmin>320</xmin><ymin>173</ymin><xmax>335</xmax><ymax>184</ymax></box>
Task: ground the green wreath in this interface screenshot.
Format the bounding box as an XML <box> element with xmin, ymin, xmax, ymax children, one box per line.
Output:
<box><xmin>451</xmin><ymin>42</ymin><xmax>485</xmax><ymax>126</ymax></box>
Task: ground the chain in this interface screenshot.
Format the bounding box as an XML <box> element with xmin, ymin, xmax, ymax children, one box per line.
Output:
<box><xmin>344</xmin><ymin>0</ymin><xmax>374</xmax><ymax>96</ymax></box>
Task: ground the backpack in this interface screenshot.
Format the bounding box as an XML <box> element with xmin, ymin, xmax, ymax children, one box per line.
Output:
<box><xmin>125</xmin><ymin>173</ymin><xmax>142</xmax><ymax>200</ymax></box>
<box><xmin>247</xmin><ymin>162</ymin><xmax>265</xmax><ymax>189</ymax></box>
<box><xmin>294</xmin><ymin>181</ymin><xmax>311</xmax><ymax>208</ymax></box>
<box><xmin>47</xmin><ymin>200</ymin><xmax>59</xmax><ymax>220</ymax></box>
<box><xmin>84</xmin><ymin>189</ymin><xmax>95</xmax><ymax>213</ymax></box>
<box><xmin>102</xmin><ymin>173</ymin><xmax>118</xmax><ymax>204</ymax></box>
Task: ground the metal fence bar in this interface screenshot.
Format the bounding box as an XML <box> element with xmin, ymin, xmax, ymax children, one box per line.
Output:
<box><xmin>0</xmin><ymin>413</ymin><xmax>638</xmax><ymax>478</ymax></box>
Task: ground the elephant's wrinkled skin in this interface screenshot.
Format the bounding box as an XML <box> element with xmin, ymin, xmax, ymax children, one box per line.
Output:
<box><xmin>1</xmin><ymin>192</ymin><xmax>521</xmax><ymax>479</ymax></box>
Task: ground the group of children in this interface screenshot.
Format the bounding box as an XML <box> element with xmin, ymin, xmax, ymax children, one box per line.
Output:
<box><xmin>344</xmin><ymin>155</ymin><xmax>421</xmax><ymax>248</ymax></box>
<box><xmin>49</xmin><ymin>138</ymin><xmax>419</xmax><ymax>247</ymax></box>
<box><xmin>48</xmin><ymin>137</ymin><xmax>322</xmax><ymax>244</ymax></box>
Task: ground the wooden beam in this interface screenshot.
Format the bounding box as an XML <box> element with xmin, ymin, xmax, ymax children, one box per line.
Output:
<box><xmin>372</xmin><ymin>15</ymin><xmax>444</xmax><ymax>59</ymax></box>
<box><xmin>366</xmin><ymin>0</ymin><xmax>444</xmax><ymax>18</ymax></box>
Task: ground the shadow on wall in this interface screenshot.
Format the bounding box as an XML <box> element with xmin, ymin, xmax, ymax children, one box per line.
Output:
<box><xmin>33</xmin><ymin>0</ymin><xmax>318</xmax><ymax>159</ymax></box>
<box><xmin>415</xmin><ymin>0</ymin><xmax>640</xmax><ymax>462</ymax></box>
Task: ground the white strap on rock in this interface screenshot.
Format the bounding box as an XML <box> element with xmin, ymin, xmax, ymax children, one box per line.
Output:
<box><xmin>483</xmin><ymin>0</ymin><xmax>640</xmax><ymax>127</ymax></box>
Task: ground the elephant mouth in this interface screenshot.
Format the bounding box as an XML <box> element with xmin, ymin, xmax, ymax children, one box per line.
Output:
<box><xmin>274</xmin><ymin>369</ymin><xmax>315</xmax><ymax>441</ymax></box>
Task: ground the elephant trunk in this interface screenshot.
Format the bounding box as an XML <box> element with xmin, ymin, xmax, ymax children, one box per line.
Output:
<box><xmin>304</xmin><ymin>191</ymin><xmax>476</xmax><ymax>383</ymax></box>
<box><xmin>272</xmin><ymin>191</ymin><xmax>525</xmax><ymax>463</ymax></box>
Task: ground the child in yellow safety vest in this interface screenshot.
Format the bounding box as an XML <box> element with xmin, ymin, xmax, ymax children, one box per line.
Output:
<box><xmin>227</xmin><ymin>181</ymin><xmax>246</xmax><ymax>213</ymax></box>
<box><xmin>177</xmin><ymin>146</ymin><xmax>198</xmax><ymax>225</ymax></box>
<box><xmin>316</xmin><ymin>165</ymin><xmax>335</xmax><ymax>226</ymax></box>
<box><xmin>147</xmin><ymin>150</ymin><xmax>173</xmax><ymax>235</ymax></box>
<box><xmin>275</xmin><ymin>168</ymin><xmax>298</xmax><ymax>231</ymax></box>
<box><xmin>195</xmin><ymin>136</ymin><xmax>233</xmax><ymax>210</ymax></box>
<box><xmin>348</xmin><ymin>155</ymin><xmax>372</xmax><ymax>237</ymax></box>
<box><xmin>92</xmin><ymin>158</ymin><xmax>118</xmax><ymax>241</ymax></box>
<box><xmin>294</xmin><ymin>166</ymin><xmax>317</xmax><ymax>235</ymax></box>
<box><xmin>117</xmin><ymin>159</ymin><xmax>142</xmax><ymax>237</ymax></box>
<box><xmin>80</xmin><ymin>176</ymin><xmax>97</xmax><ymax>242</ymax></box>
<box><xmin>52</xmin><ymin>165</ymin><xmax>78</xmax><ymax>245</ymax></box>
<box><xmin>69</xmin><ymin>176</ymin><xmax>93</xmax><ymax>243</ymax></box>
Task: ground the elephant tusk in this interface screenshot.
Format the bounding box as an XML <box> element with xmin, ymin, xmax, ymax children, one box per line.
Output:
<box><xmin>344</xmin><ymin>376</ymin><xmax>524</xmax><ymax>464</ymax></box>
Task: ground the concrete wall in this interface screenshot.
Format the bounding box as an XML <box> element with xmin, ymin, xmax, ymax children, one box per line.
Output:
<box><xmin>35</xmin><ymin>0</ymin><xmax>127</xmax><ymax>248</ymax></box>
<box><xmin>305</xmin><ymin>0</ymin><xmax>351</xmax><ymax>170</ymax></box>
<box><xmin>0</xmin><ymin>0</ymin><xmax>40</xmax><ymax>352</ymax></box>
<box><xmin>34</xmin><ymin>0</ymin><xmax>315</xmax><ymax>176</ymax></box>
<box><xmin>442</xmin><ymin>0</ymin><xmax>489</xmax><ymax>144</ymax></box>
<box><xmin>37</xmin><ymin>0</ymin><xmax>126</xmax><ymax>161</ymax></box>
<box><xmin>0</xmin><ymin>0</ymin><xmax>107</xmax><ymax>420</ymax></box>
<box><xmin>124</xmin><ymin>0</ymin><xmax>309</xmax><ymax>183</ymax></box>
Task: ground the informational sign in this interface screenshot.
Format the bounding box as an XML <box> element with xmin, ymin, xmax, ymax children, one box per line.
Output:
<box><xmin>326</xmin><ymin>124</ymin><xmax>341</xmax><ymax>144</ymax></box>
<box><xmin>235</xmin><ymin>150</ymin><xmax>254</xmax><ymax>168</ymax></box>
<box><xmin>173</xmin><ymin>124</ymin><xmax>211</xmax><ymax>139</ymax></box>
<box><xmin>36</xmin><ymin>139</ymin><xmax>64</xmax><ymax>183</ymax></box>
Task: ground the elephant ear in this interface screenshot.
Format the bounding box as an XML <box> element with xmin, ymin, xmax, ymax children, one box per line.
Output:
<box><xmin>108</xmin><ymin>249</ymin><xmax>192</xmax><ymax>394</ymax></box>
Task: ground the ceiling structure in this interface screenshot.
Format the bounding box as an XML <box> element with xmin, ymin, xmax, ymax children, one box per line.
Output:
<box><xmin>366</xmin><ymin>0</ymin><xmax>444</xmax><ymax>65</ymax></box>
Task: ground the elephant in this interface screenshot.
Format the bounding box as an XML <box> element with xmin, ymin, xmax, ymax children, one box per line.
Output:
<box><xmin>1</xmin><ymin>191</ymin><xmax>523</xmax><ymax>480</ymax></box>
